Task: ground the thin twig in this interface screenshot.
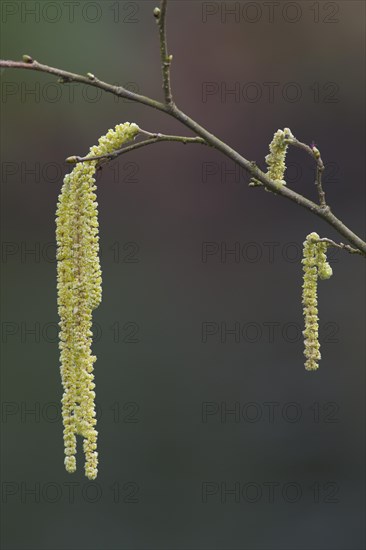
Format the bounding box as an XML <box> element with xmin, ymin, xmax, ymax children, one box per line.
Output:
<box><xmin>66</xmin><ymin>133</ymin><xmax>207</xmax><ymax>164</ymax></box>
<box><xmin>154</xmin><ymin>0</ymin><xmax>174</xmax><ymax>106</ymax></box>
<box><xmin>0</xmin><ymin>58</ymin><xmax>168</xmax><ymax>113</ymax></box>
<box><xmin>286</xmin><ymin>137</ymin><xmax>326</xmax><ymax>208</ymax></box>
<box><xmin>318</xmin><ymin>238</ymin><xmax>363</xmax><ymax>256</ymax></box>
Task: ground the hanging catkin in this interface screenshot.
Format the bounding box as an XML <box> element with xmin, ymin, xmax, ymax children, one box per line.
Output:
<box><xmin>56</xmin><ymin>123</ymin><xmax>139</xmax><ymax>479</ymax></box>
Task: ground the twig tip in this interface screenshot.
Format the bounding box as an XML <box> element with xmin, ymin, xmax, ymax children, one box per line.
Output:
<box><xmin>66</xmin><ymin>156</ymin><xmax>78</xmax><ymax>164</ymax></box>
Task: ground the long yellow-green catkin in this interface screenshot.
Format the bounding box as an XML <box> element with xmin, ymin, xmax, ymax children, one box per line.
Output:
<box><xmin>56</xmin><ymin>122</ymin><xmax>139</xmax><ymax>479</ymax></box>
<box><xmin>301</xmin><ymin>232</ymin><xmax>332</xmax><ymax>371</ymax></box>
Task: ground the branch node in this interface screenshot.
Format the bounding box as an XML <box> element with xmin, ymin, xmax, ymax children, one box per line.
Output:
<box><xmin>58</xmin><ymin>76</ymin><xmax>73</xmax><ymax>84</ymax></box>
<box><xmin>320</xmin><ymin>205</ymin><xmax>331</xmax><ymax>214</ymax></box>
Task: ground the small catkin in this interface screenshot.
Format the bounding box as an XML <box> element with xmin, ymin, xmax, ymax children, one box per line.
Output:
<box><xmin>250</xmin><ymin>127</ymin><xmax>293</xmax><ymax>189</ymax></box>
<box><xmin>264</xmin><ymin>128</ymin><xmax>293</xmax><ymax>187</ymax></box>
<box><xmin>56</xmin><ymin>122</ymin><xmax>139</xmax><ymax>479</ymax></box>
<box><xmin>301</xmin><ymin>232</ymin><xmax>332</xmax><ymax>371</ymax></box>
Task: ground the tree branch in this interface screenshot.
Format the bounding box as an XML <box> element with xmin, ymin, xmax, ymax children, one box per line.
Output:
<box><xmin>154</xmin><ymin>0</ymin><xmax>174</xmax><ymax>106</ymax></box>
<box><xmin>0</xmin><ymin>58</ymin><xmax>169</xmax><ymax>113</ymax></box>
<box><xmin>1</xmin><ymin>55</ymin><xmax>365</xmax><ymax>256</ymax></box>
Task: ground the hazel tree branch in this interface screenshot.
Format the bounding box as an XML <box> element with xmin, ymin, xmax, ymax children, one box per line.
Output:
<box><xmin>66</xmin><ymin>132</ymin><xmax>207</xmax><ymax>165</ymax></box>
<box><xmin>153</xmin><ymin>0</ymin><xmax>174</xmax><ymax>106</ymax></box>
<box><xmin>0</xmin><ymin>56</ymin><xmax>169</xmax><ymax>114</ymax></box>
<box><xmin>1</xmin><ymin>0</ymin><xmax>365</xmax><ymax>256</ymax></box>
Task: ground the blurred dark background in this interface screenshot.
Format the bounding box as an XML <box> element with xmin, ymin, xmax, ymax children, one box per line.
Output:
<box><xmin>0</xmin><ymin>1</ymin><xmax>365</xmax><ymax>549</ymax></box>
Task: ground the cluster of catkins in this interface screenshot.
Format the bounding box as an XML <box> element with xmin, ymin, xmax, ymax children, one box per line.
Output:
<box><xmin>255</xmin><ymin>129</ymin><xmax>334</xmax><ymax>371</ymax></box>
<box><xmin>55</xmin><ymin>122</ymin><xmax>333</xmax><ymax>479</ymax></box>
<box><xmin>56</xmin><ymin>122</ymin><xmax>139</xmax><ymax>479</ymax></box>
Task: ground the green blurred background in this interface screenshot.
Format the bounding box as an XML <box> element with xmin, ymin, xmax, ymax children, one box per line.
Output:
<box><xmin>1</xmin><ymin>1</ymin><xmax>365</xmax><ymax>548</ymax></box>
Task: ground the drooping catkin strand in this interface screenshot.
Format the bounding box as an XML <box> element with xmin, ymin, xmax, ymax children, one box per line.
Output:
<box><xmin>56</xmin><ymin>123</ymin><xmax>139</xmax><ymax>479</ymax></box>
<box><xmin>301</xmin><ymin>232</ymin><xmax>332</xmax><ymax>371</ymax></box>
